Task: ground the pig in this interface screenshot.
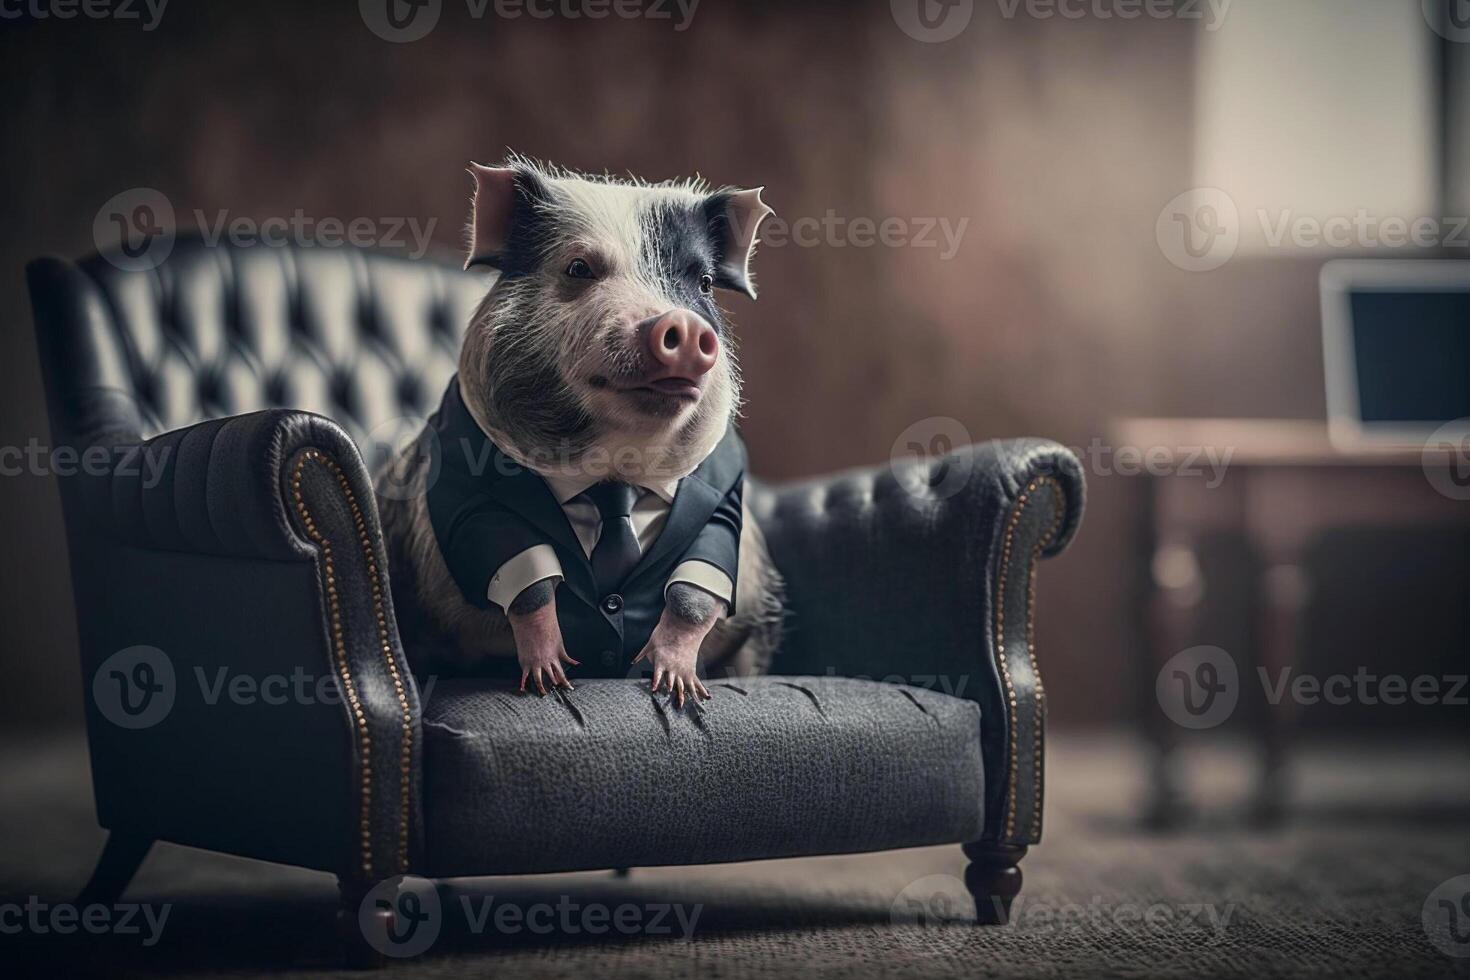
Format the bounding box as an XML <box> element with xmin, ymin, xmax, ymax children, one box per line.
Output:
<box><xmin>377</xmin><ymin>155</ymin><xmax>785</xmax><ymax>705</ymax></box>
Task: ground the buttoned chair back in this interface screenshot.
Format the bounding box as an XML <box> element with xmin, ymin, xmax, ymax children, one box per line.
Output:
<box><xmin>31</xmin><ymin>237</ymin><xmax>490</xmax><ymax>461</ymax></box>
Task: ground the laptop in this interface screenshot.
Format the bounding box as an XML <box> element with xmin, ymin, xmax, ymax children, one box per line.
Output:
<box><xmin>1319</xmin><ymin>259</ymin><xmax>1470</xmax><ymax>449</ymax></box>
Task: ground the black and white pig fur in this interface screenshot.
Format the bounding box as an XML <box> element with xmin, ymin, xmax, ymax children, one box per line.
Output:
<box><xmin>377</xmin><ymin>156</ymin><xmax>785</xmax><ymax>685</ymax></box>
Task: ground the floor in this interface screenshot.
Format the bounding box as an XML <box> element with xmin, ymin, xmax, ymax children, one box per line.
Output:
<box><xmin>2</xmin><ymin>733</ymin><xmax>1467</xmax><ymax>979</ymax></box>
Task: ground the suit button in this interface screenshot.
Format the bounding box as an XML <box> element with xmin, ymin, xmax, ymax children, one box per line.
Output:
<box><xmin>602</xmin><ymin>594</ymin><xmax>623</xmax><ymax>614</ymax></box>
<box><xmin>601</xmin><ymin>650</ymin><xmax>616</xmax><ymax>666</ymax></box>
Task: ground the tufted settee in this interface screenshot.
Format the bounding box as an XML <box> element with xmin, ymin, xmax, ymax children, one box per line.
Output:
<box><xmin>28</xmin><ymin>238</ymin><xmax>1084</xmax><ymax>965</ymax></box>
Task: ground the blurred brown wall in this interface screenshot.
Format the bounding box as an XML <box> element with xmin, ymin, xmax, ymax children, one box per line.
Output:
<box><xmin>0</xmin><ymin>0</ymin><xmax>1454</xmax><ymax>732</ymax></box>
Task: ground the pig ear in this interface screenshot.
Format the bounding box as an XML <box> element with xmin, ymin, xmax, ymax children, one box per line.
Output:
<box><xmin>708</xmin><ymin>187</ymin><xmax>774</xmax><ymax>300</ymax></box>
<box><xmin>465</xmin><ymin>162</ymin><xmax>518</xmax><ymax>270</ymax></box>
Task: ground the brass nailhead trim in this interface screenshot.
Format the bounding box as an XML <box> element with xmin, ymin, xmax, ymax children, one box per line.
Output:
<box><xmin>993</xmin><ymin>476</ymin><xmax>1066</xmax><ymax>843</ymax></box>
<box><xmin>291</xmin><ymin>449</ymin><xmax>414</xmax><ymax>876</ymax></box>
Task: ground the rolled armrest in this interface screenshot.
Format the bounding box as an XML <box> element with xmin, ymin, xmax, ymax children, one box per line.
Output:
<box><xmin>750</xmin><ymin>438</ymin><xmax>1084</xmax><ymax>846</ymax></box>
<box><xmin>67</xmin><ymin>410</ymin><xmax>420</xmax><ymax>884</ymax></box>
<box><xmin>75</xmin><ymin>409</ymin><xmax>363</xmax><ymax>559</ymax></box>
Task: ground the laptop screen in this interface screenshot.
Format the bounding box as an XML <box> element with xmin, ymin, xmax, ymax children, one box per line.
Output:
<box><xmin>1348</xmin><ymin>289</ymin><xmax>1470</xmax><ymax>425</ymax></box>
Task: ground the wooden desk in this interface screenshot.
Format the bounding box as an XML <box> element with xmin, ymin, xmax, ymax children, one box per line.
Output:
<box><xmin>1114</xmin><ymin>418</ymin><xmax>1469</xmax><ymax>825</ymax></box>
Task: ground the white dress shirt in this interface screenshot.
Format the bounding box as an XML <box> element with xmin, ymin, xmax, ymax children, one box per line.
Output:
<box><xmin>485</xmin><ymin>472</ymin><xmax>734</xmax><ymax>613</ymax></box>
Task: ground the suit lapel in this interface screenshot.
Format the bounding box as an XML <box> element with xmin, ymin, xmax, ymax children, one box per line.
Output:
<box><xmin>625</xmin><ymin>475</ymin><xmax>720</xmax><ymax>590</ymax></box>
<box><xmin>439</xmin><ymin>379</ymin><xmax>595</xmax><ymax>604</ymax></box>
<box><xmin>484</xmin><ymin>461</ymin><xmax>598</xmax><ymax>605</ymax></box>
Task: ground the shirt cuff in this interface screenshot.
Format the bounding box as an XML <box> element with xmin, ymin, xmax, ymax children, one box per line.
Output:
<box><xmin>487</xmin><ymin>545</ymin><xmax>564</xmax><ymax>610</ymax></box>
<box><xmin>665</xmin><ymin>559</ymin><xmax>734</xmax><ymax>613</ymax></box>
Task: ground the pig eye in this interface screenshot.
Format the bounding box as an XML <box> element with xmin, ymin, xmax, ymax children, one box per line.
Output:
<box><xmin>565</xmin><ymin>258</ymin><xmax>596</xmax><ymax>280</ymax></box>
<box><xmin>698</xmin><ymin>273</ymin><xmax>714</xmax><ymax>295</ymax></box>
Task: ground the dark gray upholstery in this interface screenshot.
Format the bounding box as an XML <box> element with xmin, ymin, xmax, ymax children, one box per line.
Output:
<box><xmin>754</xmin><ymin>440</ymin><xmax>1082</xmax><ymax>846</ymax></box>
<box><xmin>420</xmin><ymin>677</ymin><xmax>985</xmax><ymax>876</ymax></box>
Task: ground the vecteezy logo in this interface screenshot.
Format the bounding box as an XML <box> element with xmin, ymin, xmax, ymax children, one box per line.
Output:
<box><xmin>364</xmin><ymin>415</ymin><xmax>438</xmax><ymax>502</ymax></box>
<box><xmin>361</xmin><ymin>876</ymin><xmax>441</xmax><ymax>958</ymax></box>
<box><xmin>1423</xmin><ymin>419</ymin><xmax>1470</xmax><ymax>501</ymax></box>
<box><xmin>93</xmin><ymin>188</ymin><xmax>176</xmax><ymax>272</ymax></box>
<box><xmin>890</xmin><ymin>873</ymin><xmax>973</xmax><ymax>953</ymax></box>
<box><xmin>890</xmin><ymin>416</ymin><xmax>974</xmax><ymax>500</ymax></box>
<box><xmin>1155</xmin><ymin>188</ymin><xmax>1239</xmax><ymax>272</ymax></box>
<box><xmin>891</xmin><ymin>0</ymin><xmax>974</xmax><ymax>42</ymax></box>
<box><xmin>1423</xmin><ymin>875</ymin><xmax>1470</xmax><ymax>957</ymax></box>
<box><xmin>360</xmin><ymin>0</ymin><xmax>441</xmax><ymax>42</ymax></box>
<box><xmin>1156</xmin><ymin>645</ymin><xmax>1238</xmax><ymax>730</ymax></box>
<box><xmin>92</xmin><ymin>646</ymin><xmax>176</xmax><ymax>730</ymax></box>
<box><xmin>1424</xmin><ymin>0</ymin><xmax>1470</xmax><ymax>43</ymax></box>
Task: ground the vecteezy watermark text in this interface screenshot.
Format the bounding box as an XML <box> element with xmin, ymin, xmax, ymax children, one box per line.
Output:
<box><xmin>194</xmin><ymin>666</ymin><xmax>439</xmax><ymax>708</ymax></box>
<box><xmin>94</xmin><ymin>187</ymin><xmax>438</xmax><ymax>271</ymax></box>
<box><xmin>1157</xmin><ymin>187</ymin><xmax>1470</xmax><ymax>272</ymax></box>
<box><xmin>0</xmin><ymin>0</ymin><xmax>168</xmax><ymax>30</ymax></box>
<box><xmin>883</xmin><ymin>418</ymin><xmax>1236</xmax><ymax>505</ymax></box>
<box><xmin>888</xmin><ymin>874</ymin><xmax>1236</xmax><ymax>954</ymax></box>
<box><xmin>995</xmin><ymin>0</ymin><xmax>1230</xmax><ymax>30</ymax></box>
<box><xmin>753</xmin><ymin>212</ymin><xmax>970</xmax><ymax>261</ymax></box>
<box><xmin>92</xmin><ymin>645</ymin><xmax>441</xmax><ymax>730</ymax></box>
<box><xmin>1158</xmin><ymin>645</ymin><xmax>1468</xmax><ymax>729</ymax></box>
<box><xmin>0</xmin><ymin>897</ymin><xmax>171</xmax><ymax>946</ymax></box>
<box><xmin>1073</xmin><ymin>437</ymin><xmax>1232</xmax><ymax>487</ymax></box>
<box><xmin>1260</xmin><ymin>667</ymin><xmax>1467</xmax><ymax>710</ymax></box>
<box><xmin>458</xmin><ymin>894</ymin><xmax>701</xmax><ymax>938</ymax></box>
<box><xmin>359</xmin><ymin>0</ymin><xmax>700</xmax><ymax>43</ymax></box>
<box><xmin>359</xmin><ymin>876</ymin><xmax>702</xmax><ymax>959</ymax></box>
<box><xmin>194</xmin><ymin>209</ymin><xmax>436</xmax><ymax>258</ymax></box>
<box><xmin>891</xmin><ymin>0</ymin><xmax>1229</xmax><ymax>44</ymax></box>
<box><xmin>1000</xmin><ymin>895</ymin><xmax>1236</xmax><ymax>940</ymax></box>
<box><xmin>0</xmin><ymin>440</ymin><xmax>171</xmax><ymax>487</ymax></box>
<box><xmin>825</xmin><ymin>667</ymin><xmax>970</xmax><ymax>698</ymax></box>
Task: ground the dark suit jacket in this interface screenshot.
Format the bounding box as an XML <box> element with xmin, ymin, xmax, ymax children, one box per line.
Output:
<box><xmin>425</xmin><ymin>377</ymin><xmax>744</xmax><ymax>675</ymax></box>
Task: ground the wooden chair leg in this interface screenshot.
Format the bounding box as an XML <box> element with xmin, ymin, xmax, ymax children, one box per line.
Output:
<box><xmin>337</xmin><ymin>877</ymin><xmax>389</xmax><ymax>971</ymax></box>
<box><xmin>77</xmin><ymin>832</ymin><xmax>153</xmax><ymax>906</ymax></box>
<box><xmin>963</xmin><ymin>842</ymin><xmax>1027</xmax><ymax>926</ymax></box>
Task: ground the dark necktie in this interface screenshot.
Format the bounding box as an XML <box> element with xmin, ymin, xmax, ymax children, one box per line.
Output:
<box><xmin>584</xmin><ymin>481</ymin><xmax>642</xmax><ymax>596</ymax></box>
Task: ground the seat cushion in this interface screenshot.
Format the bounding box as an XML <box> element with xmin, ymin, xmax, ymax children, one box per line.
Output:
<box><xmin>420</xmin><ymin>675</ymin><xmax>984</xmax><ymax>876</ymax></box>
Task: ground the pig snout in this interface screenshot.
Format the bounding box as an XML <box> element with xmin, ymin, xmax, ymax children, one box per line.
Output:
<box><xmin>640</xmin><ymin>310</ymin><xmax>719</xmax><ymax>380</ymax></box>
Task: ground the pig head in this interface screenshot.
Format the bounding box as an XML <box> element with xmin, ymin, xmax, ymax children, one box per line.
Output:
<box><xmin>457</xmin><ymin>156</ymin><xmax>773</xmax><ymax>484</ymax></box>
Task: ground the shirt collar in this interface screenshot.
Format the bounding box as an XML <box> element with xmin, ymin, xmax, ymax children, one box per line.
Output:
<box><xmin>543</xmin><ymin>473</ymin><xmax>681</xmax><ymax>507</ymax></box>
